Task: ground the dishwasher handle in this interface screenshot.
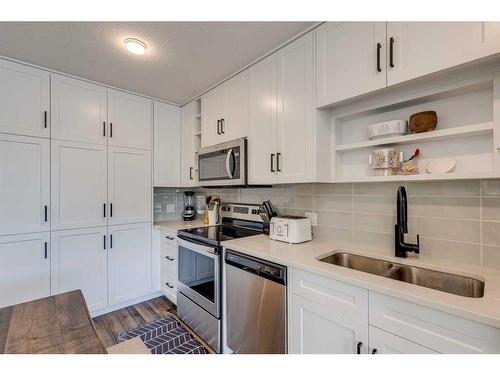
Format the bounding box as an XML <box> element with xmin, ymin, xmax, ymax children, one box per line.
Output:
<box><xmin>225</xmin><ymin>249</ymin><xmax>287</xmax><ymax>285</ymax></box>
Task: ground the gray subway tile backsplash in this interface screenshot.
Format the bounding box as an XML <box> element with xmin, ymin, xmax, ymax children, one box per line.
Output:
<box><xmin>156</xmin><ymin>179</ymin><xmax>500</xmax><ymax>270</ymax></box>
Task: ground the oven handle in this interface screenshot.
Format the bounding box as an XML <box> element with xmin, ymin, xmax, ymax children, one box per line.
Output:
<box><xmin>177</xmin><ymin>238</ymin><xmax>218</xmax><ymax>259</ymax></box>
<box><xmin>226</xmin><ymin>149</ymin><xmax>233</xmax><ymax>179</ymax></box>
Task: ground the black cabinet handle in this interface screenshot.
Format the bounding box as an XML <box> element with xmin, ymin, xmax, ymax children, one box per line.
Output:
<box><xmin>372</xmin><ymin>348</ymin><xmax>378</xmax><ymax>354</ymax></box>
<box><xmin>165</xmin><ymin>256</ymin><xmax>174</xmax><ymax>261</ymax></box>
<box><xmin>357</xmin><ymin>341</ymin><xmax>363</xmax><ymax>354</ymax></box>
<box><xmin>217</xmin><ymin>119</ymin><xmax>221</xmax><ymax>135</ymax></box>
<box><xmin>110</xmin><ymin>234</ymin><xmax>113</xmax><ymax>249</ymax></box>
<box><xmin>221</xmin><ymin>118</ymin><xmax>225</xmax><ymax>134</ymax></box>
<box><xmin>165</xmin><ymin>236</ymin><xmax>175</xmax><ymax>240</ymax></box>
<box><xmin>110</xmin><ymin>123</ymin><xmax>113</xmax><ymax>137</ymax></box>
<box><xmin>276</xmin><ymin>153</ymin><xmax>281</xmax><ymax>172</ymax></box>
<box><xmin>103</xmin><ymin>122</ymin><xmax>106</xmax><ymax>137</ymax></box>
<box><xmin>376</xmin><ymin>42</ymin><xmax>382</xmax><ymax>72</ymax></box>
<box><xmin>44</xmin><ymin>205</ymin><xmax>48</xmax><ymax>222</ymax></box>
<box><xmin>103</xmin><ymin>203</ymin><xmax>106</xmax><ymax>218</ymax></box>
<box><xmin>166</xmin><ymin>283</ymin><xmax>174</xmax><ymax>289</ymax></box>
<box><xmin>110</xmin><ymin>203</ymin><xmax>113</xmax><ymax>217</ymax></box>
<box><xmin>389</xmin><ymin>37</ymin><xmax>395</xmax><ymax>68</ymax></box>
<box><xmin>44</xmin><ymin>242</ymin><xmax>48</xmax><ymax>259</ymax></box>
<box><xmin>189</xmin><ymin>167</ymin><xmax>193</xmax><ymax>180</ymax></box>
<box><xmin>271</xmin><ymin>153</ymin><xmax>275</xmax><ymax>172</ymax></box>
<box><xmin>44</xmin><ymin>111</ymin><xmax>47</xmax><ymax>128</ymax></box>
<box><xmin>103</xmin><ymin>235</ymin><xmax>106</xmax><ymax>250</ymax></box>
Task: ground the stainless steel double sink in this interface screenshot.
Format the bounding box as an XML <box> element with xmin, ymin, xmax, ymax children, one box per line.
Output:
<box><xmin>318</xmin><ymin>252</ymin><xmax>485</xmax><ymax>298</ymax></box>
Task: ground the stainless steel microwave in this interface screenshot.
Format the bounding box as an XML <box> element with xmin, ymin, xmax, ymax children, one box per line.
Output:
<box><xmin>198</xmin><ymin>138</ymin><xmax>247</xmax><ymax>186</ymax></box>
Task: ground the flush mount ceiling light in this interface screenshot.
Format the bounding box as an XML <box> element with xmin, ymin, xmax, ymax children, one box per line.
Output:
<box><xmin>124</xmin><ymin>38</ymin><xmax>147</xmax><ymax>55</ymax></box>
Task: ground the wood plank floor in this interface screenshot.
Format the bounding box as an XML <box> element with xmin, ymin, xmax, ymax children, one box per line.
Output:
<box><xmin>93</xmin><ymin>296</ymin><xmax>176</xmax><ymax>348</ymax></box>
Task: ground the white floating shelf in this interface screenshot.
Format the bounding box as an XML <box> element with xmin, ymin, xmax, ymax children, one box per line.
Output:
<box><xmin>335</xmin><ymin>171</ymin><xmax>499</xmax><ymax>183</ymax></box>
<box><xmin>335</xmin><ymin>122</ymin><xmax>494</xmax><ymax>152</ymax></box>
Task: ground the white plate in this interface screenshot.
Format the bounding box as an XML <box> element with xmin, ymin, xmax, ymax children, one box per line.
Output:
<box><xmin>425</xmin><ymin>158</ymin><xmax>456</xmax><ymax>174</ymax></box>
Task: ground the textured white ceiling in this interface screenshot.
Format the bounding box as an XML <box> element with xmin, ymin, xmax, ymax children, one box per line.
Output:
<box><xmin>0</xmin><ymin>22</ymin><xmax>315</xmax><ymax>104</ymax></box>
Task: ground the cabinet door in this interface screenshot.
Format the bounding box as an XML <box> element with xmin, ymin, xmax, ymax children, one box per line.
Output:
<box><xmin>248</xmin><ymin>55</ymin><xmax>278</xmax><ymax>184</ymax></box>
<box><xmin>0</xmin><ymin>232</ymin><xmax>50</xmax><ymax>308</ymax></box>
<box><xmin>201</xmin><ymin>87</ymin><xmax>224</xmax><ymax>148</ymax></box>
<box><xmin>108</xmin><ymin>147</ymin><xmax>152</xmax><ymax>225</ymax></box>
<box><xmin>51</xmin><ymin>74</ymin><xmax>107</xmax><ymax>144</ymax></box>
<box><xmin>51</xmin><ymin>140</ymin><xmax>107</xmax><ymax>230</ymax></box>
<box><xmin>0</xmin><ymin>134</ymin><xmax>50</xmax><ymax>235</ymax></box>
<box><xmin>0</xmin><ymin>59</ymin><xmax>49</xmax><ymax>138</ymax></box>
<box><xmin>108</xmin><ymin>223</ymin><xmax>152</xmax><ymax>305</ymax></box>
<box><xmin>108</xmin><ymin>89</ymin><xmax>152</xmax><ymax>150</ymax></box>
<box><xmin>369</xmin><ymin>326</ymin><xmax>437</xmax><ymax>354</ymax></box>
<box><xmin>276</xmin><ymin>32</ymin><xmax>315</xmax><ymax>184</ymax></box>
<box><xmin>316</xmin><ymin>22</ymin><xmax>387</xmax><ymax>106</ymax></box>
<box><xmin>180</xmin><ymin>102</ymin><xmax>198</xmax><ymax>187</ymax></box>
<box><xmin>50</xmin><ymin>227</ymin><xmax>108</xmax><ymax>312</ymax></box>
<box><xmin>387</xmin><ymin>22</ymin><xmax>500</xmax><ymax>86</ymax></box>
<box><xmin>223</xmin><ymin>70</ymin><xmax>249</xmax><ymax>142</ymax></box>
<box><xmin>290</xmin><ymin>294</ymin><xmax>368</xmax><ymax>354</ymax></box>
<box><xmin>153</xmin><ymin>101</ymin><xmax>181</xmax><ymax>187</ymax></box>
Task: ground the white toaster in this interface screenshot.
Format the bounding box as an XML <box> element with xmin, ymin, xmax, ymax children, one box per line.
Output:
<box><xmin>269</xmin><ymin>216</ymin><xmax>312</xmax><ymax>244</ymax></box>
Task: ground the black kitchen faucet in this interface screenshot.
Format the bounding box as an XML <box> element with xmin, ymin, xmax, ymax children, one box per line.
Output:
<box><xmin>395</xmin><ymin>186</ymin><xmax>420</xmax><ymax>258</ymax></box>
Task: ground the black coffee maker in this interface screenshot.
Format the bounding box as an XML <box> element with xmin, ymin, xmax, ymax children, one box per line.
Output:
<box><xmin>182</xmin><ymin>191</ymin><xmax>196</xmax><ymax>221</ymax></box>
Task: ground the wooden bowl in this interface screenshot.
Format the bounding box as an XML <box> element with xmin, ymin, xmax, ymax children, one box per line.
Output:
<box><xmin>409</xmin><ymin>111</ymin><xmax>438</xmax><ymax>133</ymax></box>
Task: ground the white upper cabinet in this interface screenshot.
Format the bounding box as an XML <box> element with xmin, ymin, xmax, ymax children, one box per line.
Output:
<box><xmin>108</xmin><ymin>147</ymin><xmax>152</xmax><ymax>225</ymax></box>
<box><xmin>51</xmin><ymin>74</ymin><xmax>108</xmax><ymax>144</ymax></box>
<box><xmin>0</xmin><ymin>134</ymin><xmax>50</xmax><ymax>236</ymax></box>
<box><xmin>223</xmin><ymin>70</ymin><xmax>249</xmax><ymax>141</ymax></box>
<box><xmin>387</xmin><ymin>22</ymin><xmax>500</xmax><ymax>86</ymax></box>
<box><xmin>50</xmin><ymin>227</ymin><xmax>108</xmax><ymax>312</ymax></box>
<box><xmin>0</xmin><ymin>232</ymin><xmax>50</xmax><ymax>308</ymax></box>
<box><xmin>201</xmin><ymin>70</ymin><xmax>249</xmax><ymax>148</ymax></box>
<box><xmin>108</xmin><ymin>223</ymin><xmax>152</xmax><ymax>305</ymax></box>
<box><xmin>316</xmin><ymin>22</ymin><xmax>387</xmax><ymax>107</ymax></box>
<box><xmin>108</xmin><ymin>89</ymin><xmax>152</xmax><ymax>150</ymax></box>
<box><xmin>153</xmin><ymin>101</ymin><xmax>181</xmax><ymax>187</ymax></box>
<box><xmin>180</xmin><ymin>101</ymin><xmax>199</xmax><ymax>187</ymax></box>
<box><xmin>51</xmin><ymin>140</ymin><xmax>108</xmax><ymax>230</ymax></box>
<box><xmin>248</xmin><ymin>55</ymin><xmax>278</xmax><ymax>185</ymax></box>
<box><xmin>276</xmin><ymin>31</ymin><xmax>316</xmax><ymax>184</ymax></box>
<box><xmin>0</xmin><ymin>59</ymin><xmax>49</xmax><ymax>138</ymax></box>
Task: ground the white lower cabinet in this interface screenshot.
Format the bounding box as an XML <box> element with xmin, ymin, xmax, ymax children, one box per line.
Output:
<box><xmin>369</xmin><ymin>326</ymin><xmax>437</xmax><ymax>354</ymax></box>
<box><xmin>50</xmin><ymin>227</ymin><xmax>108</xmax><ymax>311</ymax></box>
<box><xmin>290</xmin><ymin>268</ymin><xmax>500</xmax><ymax>354</ymax></box>
<box><xmin>0</xmin><ymin>232</ymin><xmax>50</xmax><ymax>308</ymax></box>
<box><xmin>291</xmin><ymin>294</ymin><xmax>368</xmax><ymax>354</ymax></box>
<box><xmin>108</xmin><ymin>223</ymin><xmax>152</xmax><ymax>306</ymax></box>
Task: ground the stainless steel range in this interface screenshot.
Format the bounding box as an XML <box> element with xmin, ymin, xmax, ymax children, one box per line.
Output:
<box><xmin>176</xmin><ymin>203</ymin><xmax>265</xmax><ymax>353</ymax></box>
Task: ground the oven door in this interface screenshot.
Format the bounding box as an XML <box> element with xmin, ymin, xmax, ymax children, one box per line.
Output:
<box><xmin>177</xmin><ymin>237</ymin><xmax>220</xmax><ymax>318</ymax></box>
<box><xmin>198</xmin><ymin>138</ymin><xmax>246</xmax><ymax>186</ymax></box>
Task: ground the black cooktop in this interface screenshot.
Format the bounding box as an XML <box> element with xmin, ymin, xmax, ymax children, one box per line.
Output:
<box><xmin>177</xmin><ymin>219</ymin><xmax>264</xmax><ymax>246</ymax></box>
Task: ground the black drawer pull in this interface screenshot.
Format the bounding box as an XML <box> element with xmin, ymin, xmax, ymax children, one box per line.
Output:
<box><xmin>372</xmin><ymin>348</ymin><xmax>378</xmax><ymax>354</ymax></box>
<box><xmin>103</xmin><ymin>235</ymin><xmax>106</xmax><ymax>250</ymax></box>
<box><xmin>165</xmin><ymin>282</ymin><xmax>174</xmax><ymax>289</ymax></box>
<box><xmin>189</xmin><ymin>167</ymin><xmax>193</xmax><ymax>180</ymax></box>
<box><xmin>103</xmin><ymin>121</ymin><xmax>106</xmax><ymax>137</ymax></box>
<box><xmin>103</xmin><ymin>203</ymin><xmax>106</xmax><ymax>218</ymax></box>
<box><xmin>271</xmin><ymin>153</ymin><xmax>275</xmax><ymax>172</ymax></box>
<box><xmin>389</xmin><ymin>37</ymin><xmax>395</xmax><ymax>68</ymax></box>
<box><xmin>357</xmin><ymin>341</ymin><xmax>363</xmax><ymax>354</ymax></box>
<box><xmin>44</xmin><ymin>205</ymin><xmax>48</xmax><ymax>222</ymax></box>
<box><xmin>44</xmin><ymin>242</ymin><xmax>48</xmax><ymax>259</ymax></box>
<box><xmin>44</xmin><ymin>111</ymin><xmax>47</xmax><ymax>128</ymax></box>
<box><xmin>376</xmin><ymin>42</ymin><xmax>382</xmax><ymax>72</ymax></box>
<box><xmin>110</xmin><ymin>234</ymin><xmax>113</xmax><ymax>249</ymax></box>
<box><xmin>110</xmin><ymin>122</ymin><xmax>113</xmax><ymax>137</ymax></box>
<box><xmin>110</xmin><ymin>203</ymin><xmax>113</xmax><ymax>217</ymax></box>
<box><xmin>217</xmin><ymin>119</ymin><xmax>221</xmax><ymax>135</ymax></box>
<box><xmin>165</xmin><ymin>256</ymin><xmax>174</xmax><ymax>261</ymax></box>
<box><xmin>165</xmin><ymin>236</ymin><xmax>175</xmax><ymax>240</ymax></box>
<box><xmin>220</xmin><ymin>118</ymin><xmax>225</xmax><ymax>134</ymax></box>
<box><xmin>276</xmin><ymin>152</ymin><xmax>281</xmax><ymax>172</ymax></box>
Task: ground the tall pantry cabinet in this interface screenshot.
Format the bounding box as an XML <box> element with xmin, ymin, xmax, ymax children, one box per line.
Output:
<box><xmin>0</xmin><ymin>59</ymin><xmax>154</xmax><ymax>313</ymax></box>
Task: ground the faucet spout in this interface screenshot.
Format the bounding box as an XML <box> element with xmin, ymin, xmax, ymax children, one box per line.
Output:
<box><xmin>395</xmin><ymin>186</ymin><xmax>420</xmax><ymax>258</ymax></box>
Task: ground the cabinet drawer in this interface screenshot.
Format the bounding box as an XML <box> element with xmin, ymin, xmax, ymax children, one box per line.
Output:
<box><xmin>369</xmin><ymin>326</ymin><xmax>437</xmax><ymax>354</ymax></box>
<box><xmin>369</xmin><ymin>291</ymin><xmax>500</xmax><ymax>353</ymax></box>
<box><xmin>160</xmin><ymin>230</ymin><xmax>177</xmax><ymax>247</ymax></box>
<box><xmin>161</xmin><ymin>243</ymin><xmax>177</xmax><ymax>272</ymax></box>
<box><xmin>161</xmin><ymin>268</ymin><xmax>177</xmax><ymax>303</ymax></box>
<box><xmin>291</xmin><ymin>268</ymin><xmax>368</xmax><ymax>322</ymax></box>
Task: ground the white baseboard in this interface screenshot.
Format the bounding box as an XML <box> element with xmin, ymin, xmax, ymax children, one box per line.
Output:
<box><xmin>91</xmin><ymin>290</ymin><xmax>163</xmax><ymax>318</ymax></box>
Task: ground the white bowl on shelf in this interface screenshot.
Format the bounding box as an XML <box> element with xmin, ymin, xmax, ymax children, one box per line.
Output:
<box><xmin>368</xmin><ymin>120</ymin><xmax>407</xmax><ymax>140</ymax></box>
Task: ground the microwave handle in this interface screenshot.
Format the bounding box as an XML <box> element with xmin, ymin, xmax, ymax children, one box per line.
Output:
<box><xmin>226</xmin><ymin>149</ymin><xmax>234</xmax><ymax>178</ymax></box>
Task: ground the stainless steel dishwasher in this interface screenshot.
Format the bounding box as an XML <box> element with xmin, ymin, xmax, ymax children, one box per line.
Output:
<box><xmin>225</xmin><ymin>249</ymin><xmax>287</xmax><ymax>354</ymax></box>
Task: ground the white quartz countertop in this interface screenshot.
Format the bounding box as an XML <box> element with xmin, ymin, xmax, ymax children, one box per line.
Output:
<box><xmin>221</xmin><ymin>234</ymin><xmax>500</xmax><ymax>329</ymax></box>
<box><xmin>153</xmin><ymin>219</ymin><xmax>210</xmax><ymax>231</ymax></box>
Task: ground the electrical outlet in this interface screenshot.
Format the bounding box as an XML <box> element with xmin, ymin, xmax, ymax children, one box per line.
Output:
<box><xmin>305</xmin><ymin>212</ymin><xmax>317</xmax><ymax>226</ymax></box>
